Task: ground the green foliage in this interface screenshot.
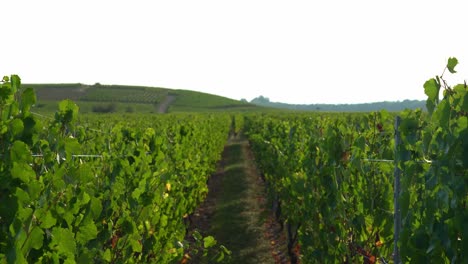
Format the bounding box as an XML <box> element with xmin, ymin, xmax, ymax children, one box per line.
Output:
<box><xmin>56</xmin><ymin>99</ymin><xmax>79</xmax><ymax>125</ymax></box>
<box><xmin>91</xmin><ymin>103</ymin><xmax>117</xmax><ymax>113</ymax></box>
<box><xmin>0</xmin><ymin>75</ymin><xmax>232</xmax><ymax>263</ymax></box>
<box><xmin>184</xmin><ymin>231</ymin><xmax>231</xmax><ymax>263</ymax></box>
<box><xmin>447</xmin><ymin>57</ymin><xmax>458</xmax><ymax>74</ymax></box>
<box><xmin>243</xmin><ymin>58</ymin><xmax>467</xmax><ymax>263</ymax></box>
<box><xmin>398</xmin><ymin>57</ymin><xmax>468</xmax><ymax>262</ymax></box>
<box><xmin>245</xmin><ymin>112</ymin><xmax>395</xmax><ymax>262</ymax></box>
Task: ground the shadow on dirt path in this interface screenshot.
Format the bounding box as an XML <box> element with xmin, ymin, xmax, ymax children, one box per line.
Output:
<box><xmin>186</xmin><ymin>136</ymin><xmax>291</xmax><ymax>264</ymax></box>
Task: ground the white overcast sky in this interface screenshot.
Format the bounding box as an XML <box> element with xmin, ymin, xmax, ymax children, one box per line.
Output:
<box><xmin>1</xmin><ymin>1</ymin><xmax>467</xmax><ymax>104</ymax></box>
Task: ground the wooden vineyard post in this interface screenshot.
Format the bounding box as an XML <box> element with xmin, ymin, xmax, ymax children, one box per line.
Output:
<box><xmin>393</xmin><ymin>116</ymin><xmax>402</xmax><ymax>264</ymax></box>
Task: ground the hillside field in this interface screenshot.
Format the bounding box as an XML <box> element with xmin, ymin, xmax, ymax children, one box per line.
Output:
<box><xmin>26</xmin><ymin>83</ymin><xmax>264</xmax><ymax>114</ymax></box>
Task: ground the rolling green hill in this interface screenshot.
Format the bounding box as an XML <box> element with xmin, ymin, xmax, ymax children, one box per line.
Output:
<box><xmin>25</xmin><ymin>83</ymin><xmax>261</xmax><ymax>113</ymax></box>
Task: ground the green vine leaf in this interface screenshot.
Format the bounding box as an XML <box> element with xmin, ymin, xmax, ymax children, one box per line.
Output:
<box><xmin>50</xmin><ymin>227</ymin><xmax>77</xmax><ymax>257</ymax></box>
<box><xmin>11</xmin><ymin>162</ymin><xmax>35</xmax><ymax>184</ymax></box>
<box><xmin>76</xmin><ymin>221</ymin><xmax>98</xmax><ymax>244</ymax></box>
<box><xmin>20</xmin><ymin>88</ymin><xmax>36</xmax><ymax>113</ymax></box>
<box><xmin>447</xmin><ymin>57</ymin><xmax>458</xmax><ymax>74</ymax></box>
<box><xmin>432</xmin><ymin>100</ymin><xmax>450</xmax><ymax>128</ymax></box>
<box><xmin>203</xmin><ymin>236</ymin><xmax>217</xmax><ymax>248</ymax></box>
<box><xmin>11</xmin><ymin>75</ymin><xmax>20</xmax><ymax>94</ymax></box>
<box><xmin>10</xmin><ymin>140</ymin><xmax>32</xmax><ymax>163</ymax></box>
<box><xmin>29</xmin><ymin>227</ymin><xmax>45</xmax><ymax>250</ymax></box>
<box><xmin>424</xmin><ymin>78</ymin><xmax>440</xmax><ymax>102</ymax></box>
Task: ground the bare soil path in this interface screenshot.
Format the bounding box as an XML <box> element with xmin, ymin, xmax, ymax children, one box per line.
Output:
<box><xmin>157</xmin><ymin>95</ymin><xmax>176</xmax><ymax>113</ymax></box>
<box><xmin>186</xmin><ymin>135</ymin><xmax>290</xmax><ymax>264</ymax></box>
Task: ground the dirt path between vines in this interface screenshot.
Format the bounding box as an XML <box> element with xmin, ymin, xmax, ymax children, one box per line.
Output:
<box><xmin>185</xmin><ymin>136</ymin><xmax>290</xmax><ymax>264</ymax></box>
<box><xmin>157</xmin><ymin>95</ymin><xmax>176</xmax><ymax>113</ymax></box>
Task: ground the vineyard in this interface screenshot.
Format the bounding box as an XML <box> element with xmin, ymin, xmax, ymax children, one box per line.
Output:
<box><xmin>29</xmin><ymin>83</ymin><xmax>258</xmax><ymax>114</ymax></box>
<box><xmin>0</xmin><ymin>58</ymin><xmax>467</xmax><ymax>263</ymax></box>
<box><xmin>244</xmin><ymin>58</ymin><xmax>467</xmax><ymax>263</ymax></box>
<box><xmin>0</xmin><ymin>77</ymin><xmax>232</xmax><ymax>263</ymax></box>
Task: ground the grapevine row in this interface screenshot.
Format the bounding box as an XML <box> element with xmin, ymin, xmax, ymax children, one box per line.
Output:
<box><xmin>0</xmin><ymin>76</ymin><xmax>231</xmax><ymax>263</ymax></box>
<box><xmin>244</xmin><ymin>58</ymin><xmax>467</xmax><ymax>263</ymax></box>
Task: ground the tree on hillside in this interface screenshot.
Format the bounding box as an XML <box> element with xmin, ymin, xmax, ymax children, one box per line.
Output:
<box><xmin>250</xmin><ymin>96</ymin><xmax>270</xmax><ymax>104</ymax></box>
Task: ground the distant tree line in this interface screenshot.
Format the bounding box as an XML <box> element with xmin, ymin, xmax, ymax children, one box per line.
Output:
<box><xmin>250</xmin><ymin>96</ymin><xmax>426</xmax><ymax>112</ymax></box>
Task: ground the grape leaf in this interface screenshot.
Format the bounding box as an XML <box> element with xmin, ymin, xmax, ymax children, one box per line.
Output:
<box><xmin>40</xmin><ymin>210</ymin><xmax>57</xmax><ymax>229</ymax></box>
<box><xmin>11</xmin><ymin>75</ymin><xmax>20</xmax><ymax>94</ymax></box>
<box><xmin>9</xmin><ymin>119</ymin><xmax>24</xmax><ymax>138</ymax></box>
<box><xmin>10</xmin><ymin>140</ymin><xmax>32</xmax><ymax>163</ymax></box>
<box><xmin>203</xmin><ymin>236</ymin><xmax>217</xmax><ymax>248</ymax></box>
<box><xmin>433</xmin><ymin>100</ymin><xmax>450</xmax><ymax>128</ymax></box>
<box><xmin>29</xmin><ymin>227</ymin><xmax>44</xmax><ymax>250</ymax></box>
<box><xmin>447</xmin><ymin>57</ymin><xmax>458</xmax><ymax>74</ymax></box>
<box><xmin>56</xmin><ymin>99</ymin><xmax>79</xmax><ymax>124</ymax></box>
<box><xmin>15</xmin><ymin>187</ymin><xmax>31</xmax><ymax>205</ymax></box>
<box><xmin>103</xmin><ymin>249</ymin><xmax>112</xmax><ymax>262</ymax></box>
<box><xmin>27</xmin><ymin>180</ymin><xmax>43</xmax><ymax>200</ymax></box>
<box><xmin>426</xmin><ymin>99</ymin><xmax>436</xmax><ymax>116</ymax></box>
<box><xmin>129</xmin><ymin>238</ymin><xmax>142</xmax><ymax>253</ymax></box>
<box><xmin>462</xmin><ymin>90</ymin><xmax>468</xmax><ymax>112</ymax></box>
<box><xmin>11</xmin><ymin>162</ymin><xmax>35</xmax><ymax>184</ymax></box>
<box><xmin>77</xmin><ymin>221</ymin><xmax>98</xmax><ymax>244</ymax></box>
<box><xmin>0</xmin><ymin>84</ymin><xmax>13</xmax><ymax>103</ymax></box>
<box><xmin>20</xmin><ymin>88</ymin><xmax>36</xmax><ymax>112</ymax></box>
<box><xmin>64</xmin><ymin>137</ymin><xmax>80</xmax><ymax>161</ymax></box>
<box><xmin>424</xmin><ymin>78</ymin><xmax>439</xmax><ymax>102</ymax></box>
<box><xmin>50</xmin><ymin>227</ymin><xmax>77</xmax><ymax>256</ymax></box>
<box><xmin>89</xmin><ymin>197</ymin><xmax>103</xmax><ymax>220</ymax></box>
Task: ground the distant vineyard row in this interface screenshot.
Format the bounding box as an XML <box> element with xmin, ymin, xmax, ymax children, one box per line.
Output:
<box><xmin>30</xmin><ymin>84</ymin><xmax>166</xmax><ymax>104</ymax></box>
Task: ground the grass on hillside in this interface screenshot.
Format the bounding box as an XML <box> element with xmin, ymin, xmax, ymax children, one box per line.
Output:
<box><xmin>169</xmin><ymin>90</ymin><xmax>251</xmax><ymax>109</ymax></box>
<box><xmin>26</xmin><ymin>83</ymin><xmax>270</xmax><ymax>113</ymax></box>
